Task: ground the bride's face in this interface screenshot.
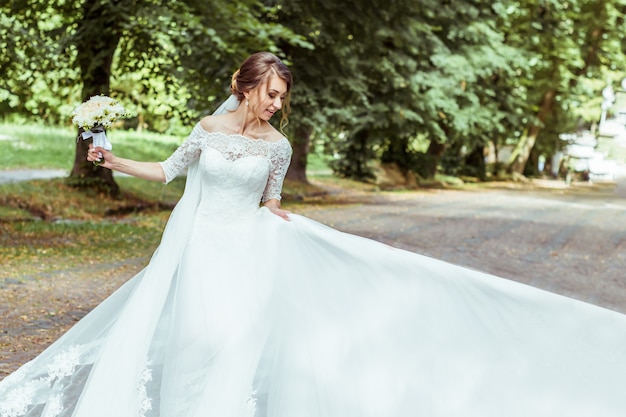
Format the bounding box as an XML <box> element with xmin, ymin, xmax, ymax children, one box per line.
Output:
<box><xmin>248</xmin><ymin>74</ymin><xmax>288</xmax><ymax>121</ymax></box>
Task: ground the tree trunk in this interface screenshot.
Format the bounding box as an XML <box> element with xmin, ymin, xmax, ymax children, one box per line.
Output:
<box><xmin>285</xmin><ymin>125</ymin><xmax>312</xmax><ymax>183</ymax></box>
<box><xmin>425</xmin><ymin>140</ymin><xmax>446</xmax><ymax>179</ymax></box>
<box><xmin>508</xmin><ymin>89</ymin><xmax>555</xmax><ymax>176</ymax></box>
<box><xmin>68</xmin><ymin>1</ymin><xmax>127</xmax><ymax>196</ymax></box>
<box><xmin>336</xmin><ymin>129</ymin><xmax>376</xmax><ymax>181</ymax></box>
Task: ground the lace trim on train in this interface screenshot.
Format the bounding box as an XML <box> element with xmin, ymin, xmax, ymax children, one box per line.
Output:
<box><xmin>1</xmin><ymin>348</ymin><xmax>156</xmax><ymax>417</ymax></box>
<box><xmin>245</xmin><ymin>386</ymin><xmax>257</xmax><ymax>417</ymax></box>
<box><xmin>45</xmin><ymin>345</ymin><xmax>82</xmax><ymax>381</ymax></box>
<box><xmin>0</xmin><ymin>345</ymin><xmax>85</xmax><ymax>417</ymax></box>
<box><xmin>137</xmin><ymin>359</ymin><xmax>153</xmax><ymax>417</ymax></box>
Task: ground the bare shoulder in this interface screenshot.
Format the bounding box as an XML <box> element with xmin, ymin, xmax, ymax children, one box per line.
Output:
<box><xmin>199</xmin><ymin>114</ymin><xmax>229</xmax><ymax>133</ymax></box>
<box><xmin>198</xmin><ymin>114</ymin><xmax>287</xmax><ymax>143</ymax></box>
<box><xmin>263</xmin><ymin>125</ymin><xmax>288</xmax><ymax>143</ymax></box>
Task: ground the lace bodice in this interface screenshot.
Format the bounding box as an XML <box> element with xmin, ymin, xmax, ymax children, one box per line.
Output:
<box><xmin>160</xmin><ymin>124</ymin><xmax>292</xmax><ymax>204</ymax></box>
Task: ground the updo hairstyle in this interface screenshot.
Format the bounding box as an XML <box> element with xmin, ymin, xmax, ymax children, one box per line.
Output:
<box><xmin>230</xmin><ymin>52</ymin><xmax>292</xmax><ymax>129</ymax></box>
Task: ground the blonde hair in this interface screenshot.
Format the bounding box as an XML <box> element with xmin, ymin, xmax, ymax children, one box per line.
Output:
<box><xmin>230</xmin><ymin>52</ymin><xmax>293</xmax><ymax>130</ymax></box>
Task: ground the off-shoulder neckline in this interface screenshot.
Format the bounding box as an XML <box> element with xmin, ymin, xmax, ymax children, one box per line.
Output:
<box><xmin>196</xmin><ymin>123</ymin><xmax>288</xmax><ymax>145</ymax></box>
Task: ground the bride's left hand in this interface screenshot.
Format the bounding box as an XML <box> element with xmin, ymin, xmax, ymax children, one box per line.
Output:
<box><xmin>264</xmin><ymin>200</ymin><xmax>291</xmax><ymax>221</ymax></box>
<box><xmin>269</xmin><ymin>207</ymin><xmax>291</xmax><ymax>221</ymax></box>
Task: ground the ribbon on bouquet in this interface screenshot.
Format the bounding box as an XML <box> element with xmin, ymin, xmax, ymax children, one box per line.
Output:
<box><xmin>80</xmin><ymin>125</ymin><xmax>113</xmax><ymax>151</ymax></box>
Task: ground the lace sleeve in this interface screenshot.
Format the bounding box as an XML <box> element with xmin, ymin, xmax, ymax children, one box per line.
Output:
<box><xmin>159</xmin><ymin>124</ymin><xmax>204</xmax><ymax>184</ymax></box>
<box><xmin>262</xmin><ymin>139</ymin><xmax>292</xmax><ymax>202</ymax></box>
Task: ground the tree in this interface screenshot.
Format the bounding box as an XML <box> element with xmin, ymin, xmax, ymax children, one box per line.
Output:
<box><xmin>505</xmin><ymin>0</ymin><xmax>626</xmax><ymax>176</ymax></box>
<box><xmin>1</xmin><ymin>0</ymin><xmax>304</xmax><ymax>194</ymax></box>
<box><xmin>276</xmin><ymin>0</ymin><xmax>626</xmax><ymax>183</ymax></box>
<box><xmin>0</xmin><ymin>1</ymin><xmax>79</xmax><ymax>121</ymax></box>
<box><xmin>267</xmin><ymin>0</ymin><xmax>365</xmax><ymax>183</ymax></box>
<box><xmin>4</xmin><ymin>0</ymin><xmax>625</xmax><ymax>185</ymax></box>
<box><xmin>68</xmin><ymin>0</ymin><xmax>133</xmax><ymax>194</ymax></box>
<box><xmin>277</xmin><ymin>0</ymin><xmax>522</xmax><ymax>182</ymax></box>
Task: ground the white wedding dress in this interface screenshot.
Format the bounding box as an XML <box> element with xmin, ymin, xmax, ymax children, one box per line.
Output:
<box><xmin>2</xmin><ymin>123</ymin><xmax>626</xmax><ymax>417</ymax></box>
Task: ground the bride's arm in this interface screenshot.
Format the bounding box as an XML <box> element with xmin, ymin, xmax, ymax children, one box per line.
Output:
<box><xmin>88</xmin><ymin>145</ymin><xmax>166</xmax><ymax>182</ymax></box>
<box><xmin>87</xmin><ymin>124</ymin><xmax>203</xmax><ymax>183</ymax></box>
<box><xmin>262</xmin><ymin>140</ymin><xmax>293</xmax><ymax>221</ymax></box>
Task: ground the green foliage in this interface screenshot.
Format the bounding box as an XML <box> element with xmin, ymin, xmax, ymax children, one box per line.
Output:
<box><xmin>0</xmin><ymin>1</ymin><xmax>79</xmax><ymax>122</ymax></box>
<box><xmin>274</xmin><ymin>0</ymin><xmax>529</xmax><ymax>180</ymax></box>
<box><xmin>0</xmin><ymin>0</ymin><xmax>308</xmax><ymax>130</ymax></box>
<box><xmin>3</xmin><ymin>0</ymin><xmax>626</xmax><ymax>182</ymax></box>
<box><xmin>501</xmin><ymin>0</ymin><xmax>626</xmax><ymax>173</ymax></box>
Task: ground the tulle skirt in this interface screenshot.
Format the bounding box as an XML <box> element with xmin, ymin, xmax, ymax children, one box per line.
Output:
<box><xmin>1</xmin><ymin>207</ymin><xmax>626</xmax><ymax>417</ymax></box>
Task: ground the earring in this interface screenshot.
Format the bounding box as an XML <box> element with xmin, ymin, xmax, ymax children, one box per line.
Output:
<box><xmin>246</xmin><ymin>99</ymin><xmax>249</xmax><ymax>106</ymax></box>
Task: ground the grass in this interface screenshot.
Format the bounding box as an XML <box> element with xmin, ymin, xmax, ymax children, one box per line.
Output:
<box><xmin>0</xmin><ymin>122</ymin><xmax>340</xmax><ymax>175</ymax></box>
<box><xmin>0</xmin><ymin>177</ymin><xmax>185</xmax><ymax>220</ymax></box>
<box><xmin>0</xmin><ymin>124</ymin><xmax>76</xmax><ymax>170</ymax></box>
<box><xmin>0</xmin><ymin>123</ymin><xmax>183</xmax><ymax>170</ymax></box>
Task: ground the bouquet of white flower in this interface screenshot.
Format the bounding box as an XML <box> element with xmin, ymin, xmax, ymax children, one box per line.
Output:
<box><xmin>71</xmin><ymin>95</ymin><xmax>131</xmax><ymax>155</ymax></box>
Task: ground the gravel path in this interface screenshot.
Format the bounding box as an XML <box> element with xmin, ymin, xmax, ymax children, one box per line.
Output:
<box><xmin>299</xmin><ymin>180</ymin><xmax>626</xmax><ymax>314</ymax></box>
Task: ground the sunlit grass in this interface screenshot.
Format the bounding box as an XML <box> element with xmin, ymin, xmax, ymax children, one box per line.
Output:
<box><xmin>115</xmin><ymin>176</ymin><xmax>186</xmax><ymax>204</ymax></box>
<box><xmin>0</xmin><ymin>122</ymin><xmax>184</xmax><ymax>170</ymax></box>
<box><xmin>0</xmin><ymin>124</ymin><xmax>76</xmax><ymax>169</ymax></box>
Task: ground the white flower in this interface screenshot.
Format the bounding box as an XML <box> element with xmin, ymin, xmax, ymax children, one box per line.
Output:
<box><xmin>70</xmin><ymin>95</ymin><xmax>131</xmax><ymax>131</ymax></box>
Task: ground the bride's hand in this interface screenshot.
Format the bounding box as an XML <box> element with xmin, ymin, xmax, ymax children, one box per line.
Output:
<box><xmin>269</xmin><ymin>206</ymin><xmax>291</xmax><ymax>221</ymax></box>
<box><xmin>87</xmin><ymin>144</ymin><xmax>114</xmax><ymax>169</ymax></box>
<box><xmin>264</xmin><ymin>200</ymin><xmax>291</xmax><ymax>221</ymax></box>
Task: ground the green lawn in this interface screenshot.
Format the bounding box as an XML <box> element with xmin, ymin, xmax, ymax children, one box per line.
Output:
<box><xmin>0</xmin><ymin>123</ymin><xmax>183</xmax><ymax>170</ymax></box>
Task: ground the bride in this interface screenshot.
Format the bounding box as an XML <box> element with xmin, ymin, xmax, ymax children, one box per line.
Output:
<box><xmin>1</xmin><ymin>52</ymin><xmax>626</xmax><ymax>417</ymax></box>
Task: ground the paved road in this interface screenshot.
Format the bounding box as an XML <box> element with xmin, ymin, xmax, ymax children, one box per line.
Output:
<box><xmin>0</xmin><ymin>169</ymin><xmax>68</xmax><ymax>184</ymax></box>
<box><xmin>299</xmin><ymin>181</ymin><xmax>626</xmax><ymax>314</ymax></box>
<box><xmin>0</xmin><ymin>169</ymin><xmax>131</xmax><ymax>184</ymax></box>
